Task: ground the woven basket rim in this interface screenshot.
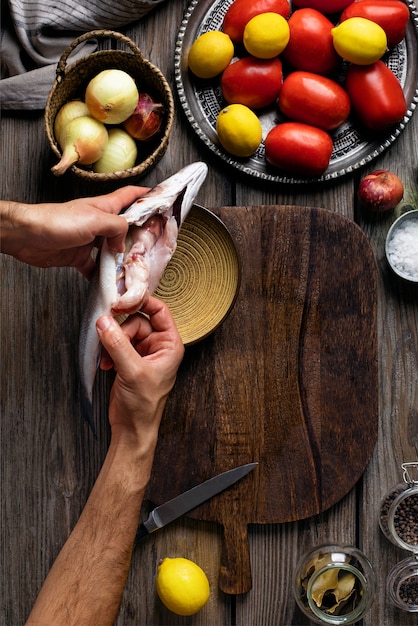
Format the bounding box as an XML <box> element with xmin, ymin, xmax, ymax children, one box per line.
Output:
<box><xmin>44</xmin><ymin>30</ymin><xmax>174</xmax><ymax>182</ymax></box>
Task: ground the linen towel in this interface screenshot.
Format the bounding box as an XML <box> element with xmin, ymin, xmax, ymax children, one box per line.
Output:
<box><xmin>1</xmin><ymin>0</ymin><xmax>166</xmax><ymax>110</ymax></box>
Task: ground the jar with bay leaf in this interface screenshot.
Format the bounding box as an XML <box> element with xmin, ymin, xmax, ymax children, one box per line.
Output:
<box><xmin>293</xmin><ymin>545</ymin><xmax>376</xmax><ymax>624</ymax></box>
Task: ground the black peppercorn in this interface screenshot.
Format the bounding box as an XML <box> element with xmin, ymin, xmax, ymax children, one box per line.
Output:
<box><xmin>387</xmin><ymin>558</ymin><xmax>418</xmax><ymax>612</ymax></box>
<box><xmin>393</xmin><ymin>493</ymin><xmax>418</xmax><ymax>547</ymax></box>
<box><xmin>379</xmin><ymin>485</ymin><xmax>405</xmax><ymax>542</ymax></box>
<box><xmin>399</xmin><ymin>574</ymin><xmax>418</xmax><ymax>606</ymax></box>
<box><xmin>379</xmin><ymin>484</ymin><xmax>418</xmax><ymax>550</ymax></box>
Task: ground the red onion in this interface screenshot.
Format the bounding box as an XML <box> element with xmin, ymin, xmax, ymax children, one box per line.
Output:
<box><xmin>358</xmin><ymin>170</ymin><xmax>404</xmax><ymax>212</ymax></box>
<box><xmin>123</xmin><ymin>93</ymin><xmax>165</xmax><ymax>141</ymax></box>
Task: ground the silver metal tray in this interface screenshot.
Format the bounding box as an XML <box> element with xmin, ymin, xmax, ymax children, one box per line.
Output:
<box><xmin>175</xmin><ymin>0</ymin><xmax>418</xmax><ymax>184</ymax></box>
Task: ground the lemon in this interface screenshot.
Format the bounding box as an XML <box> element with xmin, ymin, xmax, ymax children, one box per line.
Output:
<box><xmin>331</xmin><ymin>17</ymin><xmax>387</xmax><ymax>65</ymax></box>
<box><xmin>155</xmin><ymin>557</ymin><xmax>210</xmax><ymax>616</ymax></box>
<box><xmin>243</xmin><ymin>12</ymin><xmax>290</xmax><ymax>59</ymax></box>
<box><xmin>216</xmin><ymin>104</ymin><xmax>262</xmax><ymax>157</ymax></box>
<box><xmin>188</xmin><ymin>31</ymin><xmax>234</xmax><ymax>79</ymax></box>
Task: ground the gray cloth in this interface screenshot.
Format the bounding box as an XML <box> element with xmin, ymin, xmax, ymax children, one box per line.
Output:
<box><xmin>0</xmin><ymin>0</ymin><xmax>166</xmax><ymax>110</ymax></box>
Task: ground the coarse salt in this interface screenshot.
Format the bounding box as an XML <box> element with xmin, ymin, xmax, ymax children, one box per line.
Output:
<box><xmin>387</xmin><ymin>217</ymin><xmax>418</xmax><ymax>280</ymax></box>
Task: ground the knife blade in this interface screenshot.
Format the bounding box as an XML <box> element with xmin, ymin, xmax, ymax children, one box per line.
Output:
<box><xmin>136</xmin><ymin>462</ymin><xmax>258</xmax><ymax>539</ymax></box>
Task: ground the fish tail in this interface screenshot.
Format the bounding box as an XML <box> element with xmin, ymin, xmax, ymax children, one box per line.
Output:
<box><xmin>80</xmin><ymin>390</ymin><xmax>97</xmax><ymax>439</ymax></box>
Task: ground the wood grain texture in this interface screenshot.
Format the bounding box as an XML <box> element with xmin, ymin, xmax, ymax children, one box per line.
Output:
<box><xmin>1</xmin><ymin>0</ymin><xmax>417</xmax><ymax>623</ymax></box>
<box><xmin>146</xmin><ymin>205</ymin><xmax>378</xmax><ymax>594</ymax></box>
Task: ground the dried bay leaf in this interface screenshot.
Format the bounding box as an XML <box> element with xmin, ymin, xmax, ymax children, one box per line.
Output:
<box><xmin>312</xmin><ymin>569</ymin><xmax>340</xmax><ymax>607</ymax></box>
<box><xmin>301</xmin><ymin>553</ymin><xmax>335</xmax><ymax>592</ymax></box>
<box><xmin>302</xmin><ymin>554</ymin><xmax>334</xmax><ymax>579</ymax></box>
<box><xmin>328</xmin><ymin>572</ymin><xmax>356</xmax><ymax>614</ymax></box>
<box><xmin>311</xmin><ymin>567</ymin><xmax>359</xmax><ymax>614</ymax></box>
<box><xmin>298</xmin><ymin>550</ymin><xmax>362</xmax><ymax>616</ymax></box>
<box><xmin>334</xmin><ymin>572</ymin><xmax>356</xmax><ymax>602</ymax></box>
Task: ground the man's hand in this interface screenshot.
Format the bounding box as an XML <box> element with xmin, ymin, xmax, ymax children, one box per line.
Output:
<box><xmin>26</xmin><ymin>298</ymin><xmax>183</xmax><ymax>626</ymax></box>
<box><xmin>1</xmin><ymin>186</ymin><xmax>149</xmax><ymax>279</ymax></box>
<box><xmin>96</xmin><ymin>296</ymin><xmax>184</xmax><ymax>440</ymax></box>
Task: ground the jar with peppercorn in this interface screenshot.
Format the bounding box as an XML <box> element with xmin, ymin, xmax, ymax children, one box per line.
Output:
<box><xmin>379</xmin><ymin>462</ymin><xmax>418</xmax><ymax>612</ymax></box>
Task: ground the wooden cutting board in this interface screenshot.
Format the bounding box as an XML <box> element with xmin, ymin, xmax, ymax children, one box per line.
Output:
<box><xmin>146</xmin><ymin>205</ymin><xmax>378</xmax><ymax>595</ymax></box>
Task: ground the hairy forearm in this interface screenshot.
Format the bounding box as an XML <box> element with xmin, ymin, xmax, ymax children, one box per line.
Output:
<box><xmin>0</xmin><ymin>200</ymin><xmax>33</xmax><ymax>257</ymax></box>
<box><xmin>26</xmin><ymin>431</ymin><xmax>158</xmax><ymax>625</ymax></box>
<box><xmin>0</xmin><ymin>199</ymin><xmax>58</xmax><ymax>268</ymax></box>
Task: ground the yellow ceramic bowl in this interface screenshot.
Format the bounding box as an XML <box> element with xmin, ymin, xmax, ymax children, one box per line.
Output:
<box><xmin>155</xmin><ymin>205</ymin><xmax>240</xmax><ymax>345</ymax></box>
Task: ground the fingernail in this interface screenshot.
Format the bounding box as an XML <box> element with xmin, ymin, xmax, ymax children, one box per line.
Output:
<box><xmin>108</xmin><ymin>240</ymin><xmax>125</xmax><ymax>254</ymax></box>
<box><xmin>96</xmin><ymin>316</ymin><xmax>113</xmax><ymax>332</ymax></box>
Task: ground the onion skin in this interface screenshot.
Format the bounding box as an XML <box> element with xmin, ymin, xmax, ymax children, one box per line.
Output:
<box><xmin>85</xmin><ymin>69</ymin><xmax>139</xmax><ymax>125</ymax></box>
<box><xmin>358</xmin><ymin>170</ymin><xmax>404</xmax><ymax>212</ymax></box>
<box><xmin>123</xmin><ymin>93</ymin><xmax>165</xmax><ymax>141</ymax></box>
<box><xmin>54</xmin><ymin>100</ymin><xmax>91</xmax><ymax>145</ymax></box>
<box><xmin>51</xmin><ymin>116</ymin><xmax>108</xmax><ymax>176</ymax></box>
<box><xmin>93</xmin><ymin>128</ymin><xmax>138</xmax><ymax>173</ymax></box>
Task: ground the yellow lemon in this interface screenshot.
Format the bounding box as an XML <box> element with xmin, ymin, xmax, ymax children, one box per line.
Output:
<box><xmin>216</xmin><ymin>104</ymin><xmax>262</xmax><ymax>157</ymax></box>
<box><xmin>243</xmin><ymin>12</ymin><xmax>290</xmax><ymax>59</ymax></box>
<box><xmin>155</xmin><ymin>557</ymin><xmax>210</xmax><ymax>616</ymax></box>
<box><xmin>331</xmin><ymin>17</ymin><xmax>387</xmax><ymax>64</ymax></box>
<box><xmin>188</xmin><ymin>31</ymin><xmax>234</xmax><ymax>79</ymax></box>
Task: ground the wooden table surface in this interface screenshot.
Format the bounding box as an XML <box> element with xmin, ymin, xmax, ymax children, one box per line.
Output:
<box><xmin>1</xmin><ymin>1</ymin><xmax>417</xmax><ymax>624</ymax></box>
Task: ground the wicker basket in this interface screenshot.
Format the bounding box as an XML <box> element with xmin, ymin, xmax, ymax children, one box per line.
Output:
<box><xmin>45</xmin><ymin>30</ymin><xmax>174</xmax><ymax>182</ymax></box>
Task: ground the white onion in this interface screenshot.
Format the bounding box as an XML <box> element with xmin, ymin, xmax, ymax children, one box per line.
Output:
<box><xmin>51</xmin><ymin>116</ymin><xmax>108</xmax><ymax>176</ymax></box>
<box><xmin>85</xmin><ymin>69</ymin><xmax>139</xmax><ymax>125</ymax></box>
<box><xmin>53</xmin><ymin>100</ymin><xmax>91</xmax><ymax>145</ymax></box>
<box><xmin>93</xmin><ymin>128</ymin><xmax>138</xmax><ymax>173</ymax></box>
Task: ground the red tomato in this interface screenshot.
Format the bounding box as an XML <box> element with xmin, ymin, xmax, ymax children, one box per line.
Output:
<box><xmin>278</xmin><ymin>72</ymin><xmax>350</xmax><ymax>130</ymax></box>
<box><xmin>221</xmin><ymin>57</ymin><xmax>283</xmax><ymax>109</ymax></box>
<box><xmin>282</xmin><ymin>8</ymin><xmax>341</xmax><ymax>76</ymax></box>
<box><xmin>345</xmin><ymin>61</ymin><xmax>407</xmax><ymax>131</ymax></box>
<box><xmin>265</xmin><ymin>122</ymin><xmax>333</xmax><ymax>176</ymax></box>
<box><xmin>340</xmin><ymin>0</ymin><xmax>410</xmax><ymax>48</ymax></box>
<box><xmin>291</xmin><ymin>0</ymin><xmax>353</xmax><ymax>14</ymax></box>
<box><xmin>223</xmin><ymin>0</ymin><xmax>291</xmax><ymax>43</ymax></box>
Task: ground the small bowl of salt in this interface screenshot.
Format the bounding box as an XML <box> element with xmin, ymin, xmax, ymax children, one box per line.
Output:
<box><xmin>385</xmin><ymin>210</ymin><xmax>418</xmax><ymax>283</ymax></box>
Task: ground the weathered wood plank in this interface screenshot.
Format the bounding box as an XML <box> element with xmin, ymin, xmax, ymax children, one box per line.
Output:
<box><xmin>359</xmin><ymin>108</ymin><xmax>418</xmax><ymax>626</ymax></box>
<box><xmin>1</xmin><ymin>0</ymin><xmax>417</xmax><ymax>624</ymax></box>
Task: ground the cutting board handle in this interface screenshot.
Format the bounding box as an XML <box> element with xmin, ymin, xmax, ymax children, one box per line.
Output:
<box><xmin>219</xmin><ymin>520</ymin><xmax>252</xmax><ymax>595</ymax></box>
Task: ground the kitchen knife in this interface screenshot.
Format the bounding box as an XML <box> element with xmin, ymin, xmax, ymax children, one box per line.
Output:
<box><xmin>136</xmin><ymin>462</ymin><xmax>258</xmax><ymax>539</ymax></box>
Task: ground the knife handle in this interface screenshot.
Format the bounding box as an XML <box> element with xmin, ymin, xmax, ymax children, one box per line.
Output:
<box><xmin>136</xmin><ymin>523</ymin><xmax>149</xmax><ymax>540</ymax></box>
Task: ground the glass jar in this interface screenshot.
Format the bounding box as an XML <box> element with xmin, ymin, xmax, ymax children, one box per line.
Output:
<box><xmin>293</xmin><ymin>544</ymin><xmax>376</xmax><ymax>624</ymax></box>
<box><xmin>379</xmin><ymin>462</ymin><xmax>418</xmax><ymax>613</ymax></box>
<box><xmin>379</xmin><ymin>462</ymin><xmax>418</xmax><ymax>552</ymax></box>
<box><xmin>386</xmin><ymin>556</ymin><xmax>418</xmax><ymax>612</ymax></box>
